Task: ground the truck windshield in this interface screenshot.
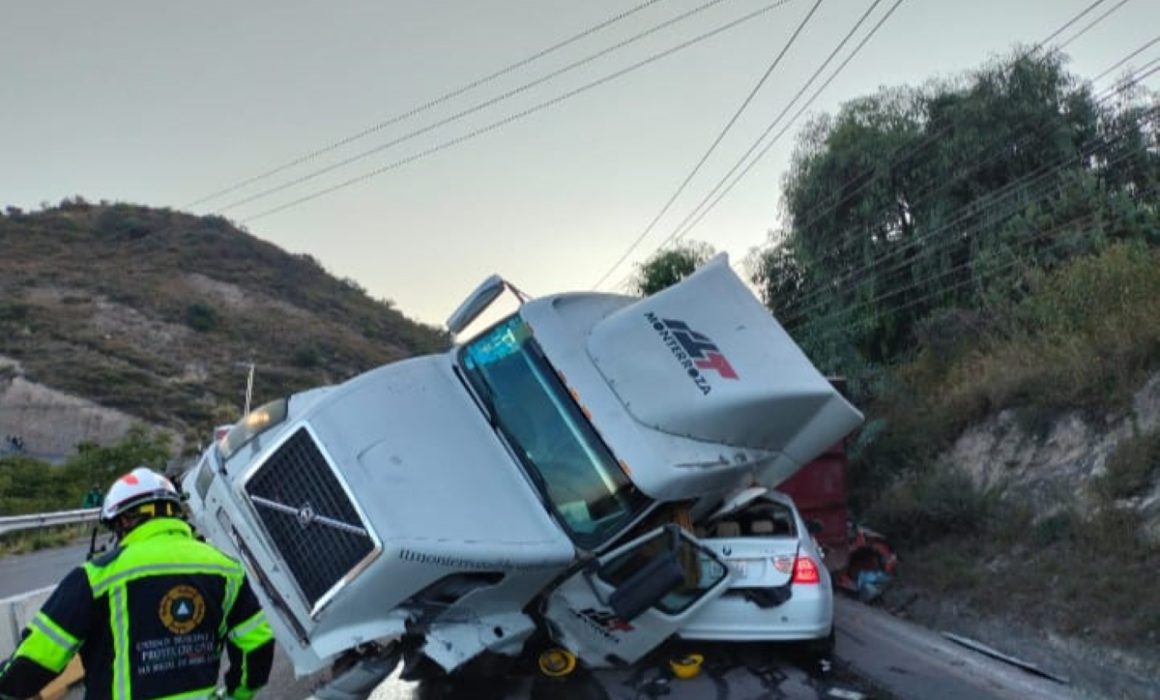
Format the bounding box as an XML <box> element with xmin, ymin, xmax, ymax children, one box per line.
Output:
<box><xmin>459</xmin><ymin>315</ymin><xmax>648</xmax><ymax>549</ymax></box>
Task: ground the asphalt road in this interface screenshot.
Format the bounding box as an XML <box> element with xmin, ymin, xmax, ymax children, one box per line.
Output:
<box><xmin>832</xmin><ymin>598</ymin><xmax>1084</xmax><ymax>700</ymax></box>
<box><xmin>5</xmin><ymin>545</ymin><xmax>1103</xmax><ymax>700</ymax></box>
<box><xmin>0</xmin><ymin>541</ymin><xmax>91</xmax><ymax>598</ymax></box>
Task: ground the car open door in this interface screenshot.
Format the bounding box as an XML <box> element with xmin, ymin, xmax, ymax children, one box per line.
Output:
<box><xmin>543</xmin><ymin>525</ymin><xmax>732</xmax><ymax>667</ymax></box>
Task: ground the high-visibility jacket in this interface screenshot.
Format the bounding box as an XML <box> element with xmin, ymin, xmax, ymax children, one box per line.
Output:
<box><xmin>0</xmin><ymin>518</ymin><xmax>275</xmax><ymax>700</ymax></box>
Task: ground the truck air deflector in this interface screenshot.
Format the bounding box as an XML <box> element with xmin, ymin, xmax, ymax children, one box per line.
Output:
<box><xmin>585</xmin><ymin>255</ymin><xmax>863</xmax><ymax>464</ymax></box>
<box><xmin>243</xmin><ymin>426</ymin><xmax>379</xmax><ymax>612</ymax></box>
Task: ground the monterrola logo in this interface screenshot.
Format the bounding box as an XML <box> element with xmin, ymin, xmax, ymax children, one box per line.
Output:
<box><xmin>645</xmin><ymin>312</ymin><xmax>738</xmax><ymax>395</ymax></box>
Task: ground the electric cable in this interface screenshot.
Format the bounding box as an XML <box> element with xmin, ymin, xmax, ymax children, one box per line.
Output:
<box><xmin>692</xmin><ymin>0</ymin><xmax>1139</xmax><ymax>281</ymax></box>
<box><xmin>754</xmin><ymin>60</ymin><xmax>1160</xmax><ymax>314</ymax></box>
<box><xmin>779</xmin><ymin>101</ymin><xmax>1160</xmax><ymax>326</ymax></box>
<box><xmin>608</xmin><ymin>0</ymin><xmax>1126</xmax><ymax>292</ymax></box>
<box><xmin>589</xmin><ymin>0</ymin><xmax>824</xmax><ymax>290</ymax></box>
<box><xmin>237</xmin><ymin>0</ymin><xmax>797</xmax><ymax>223</ymax></box>
<box><xmin>1090</xmin><ymin>34</ymin><xmax>1159</xmax><ymax>83</ymax></box>
<box><xmin>780</xmin><ymin>106</ymin><xmax>1157</xmax><ymax>328</ymax></box>
<box><xmin>214</xmin><ymin>0</ymin><xmax>782</xmax><ymax>215</ymax></box>
<box><xmin>184</xmin><ymin>0</ymin><xmax>672</xmax><ymax>208</ymax></box>
<box><xmin>657</xmin><ymin>0</ymin><xmax>902</xmax><ymax>256</ymax></box>
<box><xmin>1056</xmin><ymin>0</ymin><xmax>1134</xmax><ymax>51</ymax></box>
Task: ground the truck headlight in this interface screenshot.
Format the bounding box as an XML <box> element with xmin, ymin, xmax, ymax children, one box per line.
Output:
<box><xmin>218</xmin><ymin>398</ymin><xmax>289</xmax><ymax>461</ymax></box>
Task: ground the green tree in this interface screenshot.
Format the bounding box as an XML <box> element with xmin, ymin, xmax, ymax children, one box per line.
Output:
<box><xmin>765</xmin><ymin>51</ymin><xmax>1159</xmax><ymax>376</ymax></box>
<box><xmin>61</xmin><ymin>426</ymin><xmax>173</xmax><ymax>504</ymax></box>
<box><xmin>0</xmin><ymin>427</ymin><xmax>172</xmax><ymax>514</ymax></box>
<box><xmin>632</xmin><ymin>241</ymin><xmax>716</xmax><ymax>296</ymax></box>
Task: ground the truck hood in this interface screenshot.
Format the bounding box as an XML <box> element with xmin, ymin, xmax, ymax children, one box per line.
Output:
<box><xmin>304</xmin><ymin>356</ymin><xmax>570</xmax><ymax>549</ymax></box>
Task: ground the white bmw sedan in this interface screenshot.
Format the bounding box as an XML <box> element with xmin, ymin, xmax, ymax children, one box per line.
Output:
<box><xmin>680</xmin><ymin>488</ymin><xmax>834</xmax><ymax>656</ymax></box>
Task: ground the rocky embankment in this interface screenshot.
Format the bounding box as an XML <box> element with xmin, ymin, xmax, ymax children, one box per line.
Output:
<box><xmin>0</xmin><ymin>355</ymin><xmax>178</xmax><ymax>460</ymax></box>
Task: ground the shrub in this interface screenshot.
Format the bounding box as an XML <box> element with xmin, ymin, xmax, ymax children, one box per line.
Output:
<box><xmin>866</xmin><ymin>467</ymin><xmax>994</xmax><ymax>546</ymax></box>
<box><xmin>185</xmin><ymin>302</ymin><xmax>219</xmax><ymax>332</ymax></box>
<box><xmin>0</xmin><ymin>302</ymin><xmax>30</xmax><ymax>323</ymax></box>
<box><xmin>94</xmin><ymin>205</ymin><xmax>151</xmax><ymax>239</ymax></box>
<box><xmin>1093</xmin><ymin>428</ymin><xmax>1160</xmax><ymax>501</ymax></box>
<box><xmin>882</xmin><ymin>243</ymin><xmax>1160</xmax><ymax>455</ymax></box>
<box><xmin>292</xmin><ymin>345</ymin><xmax>321</xmax><ymax>368</ymax></box>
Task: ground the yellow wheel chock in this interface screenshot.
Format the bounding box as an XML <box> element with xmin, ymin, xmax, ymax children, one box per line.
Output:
<box><xmin>537</xmin><ymin>647</ymin><xmax>577</xmax><ymax>677</ymax></box>
<box><xmin>669</xmin><ymin>652</ymin><xmax>704</xmax><ymax>680</ymax></box>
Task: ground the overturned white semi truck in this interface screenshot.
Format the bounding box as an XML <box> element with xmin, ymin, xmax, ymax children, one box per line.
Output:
<box><xmin>183</xmin><ymin>255</ymin><xmax>862</xmax><ymax>698</ymax></box>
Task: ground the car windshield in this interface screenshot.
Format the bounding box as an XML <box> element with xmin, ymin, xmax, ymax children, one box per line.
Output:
<box><xmin>458</xmin><ymin>315</ymin><xmax>649</xmax><ymax>549</ymax></box>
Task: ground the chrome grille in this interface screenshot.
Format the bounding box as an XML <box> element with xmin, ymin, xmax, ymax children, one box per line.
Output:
<box><xmin>244</xmin><ymin>427</ymin><xmax>373</xmax><ymax>608</ymax></box>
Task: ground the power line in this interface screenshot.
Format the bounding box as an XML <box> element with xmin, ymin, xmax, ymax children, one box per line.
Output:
<box><xmin>655</xmin><ymin>0</ymin><xmax>902</xmax><ymax>259</ymax></box>
<box><xmin>212</xmin><ymin>0</ymin><xmax>775</xmax><ymax>215</ymax></box>
<box><xmin>793</xmin><ymin>182</ymin><xmax>1156</xmax><ymax>350</ymax></box>
<box><xmin>237</xmin><ymin>0</ymin><xmax>797</xmax><ymax>224</ymax></box>
<box><xmin>589</xmin><ymin>0</ymin><xmax>824</xmax><ymax>290</ymax></box>
<box><xmin>1091</xmin><ymin>34</ymin><xmax>1159</xmax><ymax>83</ymax></box>
<box><xmin>605</xmin><ymin>0</ymin><xmax>895</xmax><ymax>293</ymax></box>
<box><xmin>607</xmin><ymin>0</ymin><xmax>1122</xmax><ymax>293</ymax></box>
<box><xmin>785</xmin><ymin>161</ymin><xmax>1152</xmax><ymax>333</ymax></box>
<box><xmin>797</xmin><ymin>216</ymin><xmax>1101</xmax><ymax>348</ymax></box>
<box><xmin>713</xmin><ymin>0</ymin><xmax>1138</xmax><ymax>279</ymax></box>
<box><xmin>745</xmin><ymin>49</ymin><xmax>1159</xmax><ymax>305</ymax></box>
<box><xmin>1034</xmin><ymin>0</ymin><xmax>1110</xmax><ymax>49</ymax></box>
<box><xmin>780</xmin><ymin>63</ymin><xmax>1160</xmax><ymax>315</ymax></box>
<box><xmin>778</xmin><ymin>96</ymin><xmax>1160</xmax><ymax>325</ymax></box>
<box><xmin>184</xmin><ymin>0</ymin><xmax>671</xmax><ymax>209</ymax></box>
<box><xmin>1056</xmin><ymin>0</ymin><xmax>1134</xmax><ymax>51</ymax></box>
<box><xmin>780</xmin><ymin>106</ymin><xmax>1158</xmax><ymax>327</ymax></box>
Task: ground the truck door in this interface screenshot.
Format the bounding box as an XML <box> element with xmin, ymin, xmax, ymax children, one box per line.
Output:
<box><xmin>543</xmin><ymin>525</ymin><xmax>731</xmax><ymax>667</ymax></box>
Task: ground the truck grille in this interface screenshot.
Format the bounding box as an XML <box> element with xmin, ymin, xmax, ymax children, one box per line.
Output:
<box><xmin>244</xmin><ymin>427</ymin><xmax>374</xmax><ymax>609</ymax></box>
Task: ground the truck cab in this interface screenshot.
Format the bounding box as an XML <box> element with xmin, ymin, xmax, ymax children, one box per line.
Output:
<box><xmin>183</xmin><ymin>255</ymin><xmax>862</xmax><ymax>694</ymax></box>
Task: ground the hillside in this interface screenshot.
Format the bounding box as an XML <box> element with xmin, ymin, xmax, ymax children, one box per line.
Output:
<box><xmin>0</xmin><ymin>199</ymin><xmax>448</xmax><ymax>454</ymax></box>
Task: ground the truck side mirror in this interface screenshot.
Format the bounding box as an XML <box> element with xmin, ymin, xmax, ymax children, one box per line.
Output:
<box><xmin>605</xmin><ymin>550</ymin><xmax>685</xmax><ymax>622</ymax></box>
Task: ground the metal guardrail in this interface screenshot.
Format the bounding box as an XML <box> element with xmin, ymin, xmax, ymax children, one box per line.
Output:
<box><xmin>0</xmin><ymin>508</ymin><xmax>100</xmax><ymax>536</ymax></box>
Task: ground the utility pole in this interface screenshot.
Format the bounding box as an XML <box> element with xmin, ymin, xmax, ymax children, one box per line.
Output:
<box><xmin>237</xmin><ymin>362</ymin><xmax>256</xmax><ymax>416</ymax></box>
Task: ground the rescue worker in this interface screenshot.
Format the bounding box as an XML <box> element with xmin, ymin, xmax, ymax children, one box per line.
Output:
<box><xmin>0</xmin><ymin>467</ymin><xmax>275</xmax><ymax>700</ymax></box>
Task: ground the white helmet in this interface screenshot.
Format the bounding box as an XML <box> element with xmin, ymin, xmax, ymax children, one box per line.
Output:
<box><xmin>101</xmin><ymin>467</ymin><xmax>182</xmax><ymax>524</ymax></box>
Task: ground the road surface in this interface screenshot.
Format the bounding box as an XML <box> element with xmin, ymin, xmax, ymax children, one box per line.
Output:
<box><xmin>0</xmin><ymin>541</ymin><xmax>91</xmax><ymax>597</ymax></box>
<box><xmin>5</xmin><ymin>544</ymin><xmax>1101</xmax><ymax>700</ymax></box>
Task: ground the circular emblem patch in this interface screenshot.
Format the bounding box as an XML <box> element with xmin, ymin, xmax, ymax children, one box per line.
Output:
<box><xmin>159</xmin><ymin>585</ymin><xmax>206</xmax><ymax>635</ymax></box>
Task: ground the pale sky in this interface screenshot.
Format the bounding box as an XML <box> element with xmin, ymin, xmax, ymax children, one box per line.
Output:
<box><xmin>2</xmin><ymin>0</ymin><xmax>1156</xmax><ymax>328</ymax></box>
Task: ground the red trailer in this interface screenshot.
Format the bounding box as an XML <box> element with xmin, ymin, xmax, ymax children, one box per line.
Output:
<box><xmin>777</xmin><ymin>429</ymin><xmax>896</xmax><ymax>596</ymax></box>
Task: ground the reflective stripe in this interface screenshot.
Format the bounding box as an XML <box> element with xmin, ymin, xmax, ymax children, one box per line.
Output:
<box><xmin>219</xmin><ymin>576</ymin><xmax>242</xmax><ymax>638</ymax></box>
<box><xmin>13</xmin><ymin>618</ymin><xmax>74</xmax><ymax>672</ymax></box>
<box><xmin>156</xmin><ymin>686</ymin><xmax>219</xmax><ymax>699</ymax></box>
<box><xmin>92</xmin><ymin>562</ymin><xmax>241</xmax><ymax>596</ymax></box>
<box><xmin>227</xmin><ymin>610</ymin><xmax>267</xmax><ymax>645</ymax></box>
<box><xmin>32</xmin><ymin>614</ymin><xmax>80</xmax><ymax>653</ymax></box>
<box><xmin>112</xmin><ymin>587</ymin><xmax>130</xmax><ymax>700</ymax></box>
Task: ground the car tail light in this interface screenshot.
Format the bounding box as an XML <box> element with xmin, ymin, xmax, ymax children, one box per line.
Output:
<box><xmin>792</xmin><ymin>556</ymin><xmax>820</xmax><ymax>584</ymax></box>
